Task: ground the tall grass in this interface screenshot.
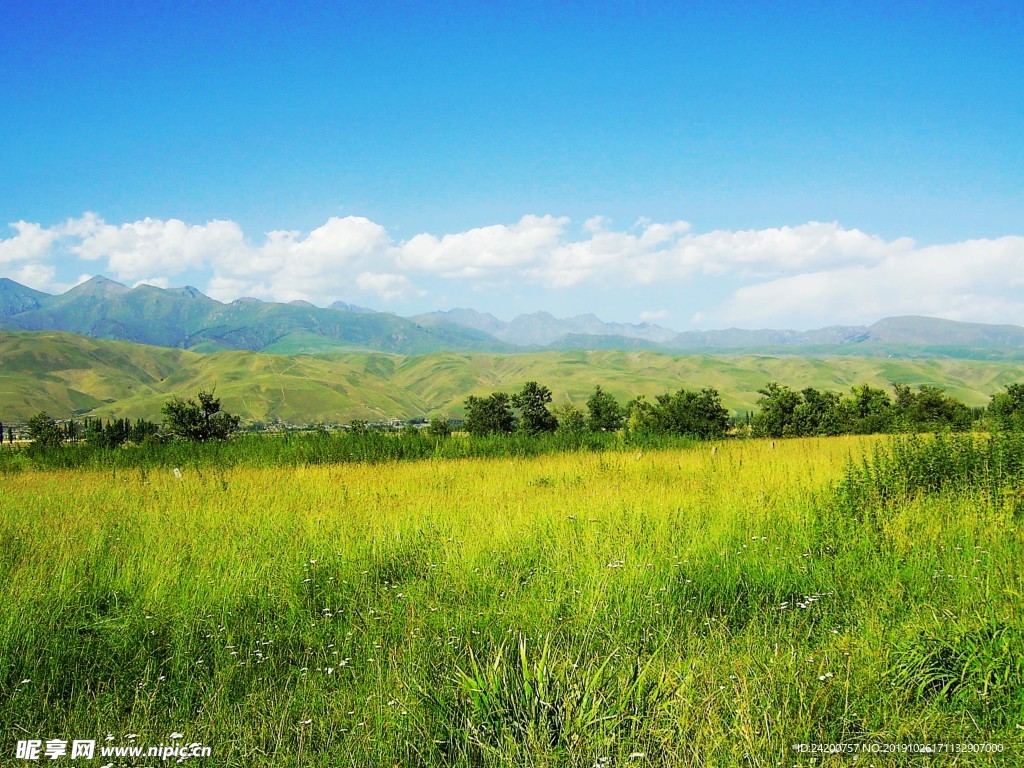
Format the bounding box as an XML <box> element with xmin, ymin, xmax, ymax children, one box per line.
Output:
<box><xmin>836</xmin><ymin>430</ymin><xmax>1024</xmax><ymax>516</ymax></box>
<box><xmin>1</xmin><ymin>436</ymin><xmax>1020</xmax><ymax>765</ymax></box>
<box><xmin>0</xmin><ymin>429</ymin><xmax>699</xmax><ymax>473</ymax></box>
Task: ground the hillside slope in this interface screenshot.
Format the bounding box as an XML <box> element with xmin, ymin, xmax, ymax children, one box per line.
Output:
<box><xmin>2</xmin><ymin>331</ymin><xmax>1022</xmax><ymax>423</ymax></box>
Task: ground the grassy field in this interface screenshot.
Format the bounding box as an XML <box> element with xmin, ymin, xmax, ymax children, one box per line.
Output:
<box><xmin>4</xmin><ymin>330</ymin><xmax>1024</xmax><ymax>423</ymax></box>
<box><xmin>1</xmin><ymin>436</ymin><xmax>1021</xmax><ymax>766</ymax></box>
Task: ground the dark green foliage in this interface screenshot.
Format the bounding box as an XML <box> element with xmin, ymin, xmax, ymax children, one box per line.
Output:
<box><xmin>553</xmin><ymin>403</ymin><xmax>587</xmax><ymax>436</ymax></box>
<box><xmin>626</xmin><ymin>387</ymin><xmax>729</xmax><ymax>439</ymax></box>
<box><xmin>161</xmin><ymin>390</ymin><xmax>240</xmax><ymax>442</ymax></box>
<box><xmin>750</xmin><ymin>382</ymin><xmax>801</xmax><ymax>438</ymax></box>
<box><xmin>887</xmin><ymin>620</ymin><xmax>1023</xmax><ymax>719</ymax></box>
<box><xmin>84</xmin><ymin>417</ymin><xmax>159</xmax><ymax>448</ymax></box>
<box><xmin>892</xmin><ymin>383</ymin><xmax>972</xmax><ymax>432</ymax></box>
<box><xmin>26</xmin><ymin>412</ymin><xmax>62</xmax><ymax>448</ymax></box>
<box><xmin>586</xmin><ymin>385</ymin><xmax>624</xmax><ymax>432</ymax></box>
<box><xmin>511</xmin><ymin>381</ymin><xmax>557</xmax><ymax>435</ymax></box>
<box><xmin>427</xmin><ymin>416</ymin><xmax>452</xmax><ymax>438</ymax></box>
<box><xmin>751</xmin><ymin>382</ymin><xmax>973</xmax><ymax>438</ymax></box>
<box><xmin>792</xmin><ymin>388</ymin><xmax>851</xmax><ymax>436</ymax></box>
<box><xmin>836</xmin><ymin>431</ymin><xmax>1024</xmax><ymax>515</ymax></box>
<box><xmin>987</xmin><ymin>383</ymin><xmax>1024</xmax><ymax>431</ymax></box>
<box><xmin>463</xmin><ymin>392</ymin><xmax>517</xmax><ymax>436</ymax></box>
<box><xmin>848</xmin><ymin>384</ymin><xmax>894</xmax><ymax>433</ymax></box>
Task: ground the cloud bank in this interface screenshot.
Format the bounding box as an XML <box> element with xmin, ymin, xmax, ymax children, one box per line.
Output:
<box><xmin>2</xmin><ymin>213</ymin><xmax>1023</xmax><ymax>329</ymax></box>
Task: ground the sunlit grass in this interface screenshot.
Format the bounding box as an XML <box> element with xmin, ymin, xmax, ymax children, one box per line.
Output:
<box><xmin>1</xmin><ymin>436</ymin><xmax>1021</xmax><ymax>766</ymax></box>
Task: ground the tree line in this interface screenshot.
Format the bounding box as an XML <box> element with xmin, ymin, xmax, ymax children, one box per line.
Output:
<box><xmin>13</xmin><ymin>380</ymin><xmax>1024</xmax><ymax>452</ymax></box>
<box><xmin>22</xmin><ymin>391</ymin><xmax>239</xmax><ymax>450</ymax></box>
<box><xmin>455</xmin><ymin>380</ymin><xmax>1021</xmax><ymax>440</ymax></box>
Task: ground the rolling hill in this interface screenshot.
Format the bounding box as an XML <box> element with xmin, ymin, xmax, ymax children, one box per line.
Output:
<box><xmin>2</xmin><ymin>330</ymin><xmax>1022</xmax><ymax>424</ymax></box>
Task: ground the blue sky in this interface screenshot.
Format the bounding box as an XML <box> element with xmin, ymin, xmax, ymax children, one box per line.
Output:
<box><xmin>1</xmin><ymin>1</ymin><xmax>1022</xmax><ymax>329</ymax></box>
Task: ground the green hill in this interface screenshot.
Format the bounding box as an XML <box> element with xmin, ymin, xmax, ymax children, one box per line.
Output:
<box><xmin>2</xmin><ymin>331</ymin><xmax>1023</xmax><ymax>424</ymax></box>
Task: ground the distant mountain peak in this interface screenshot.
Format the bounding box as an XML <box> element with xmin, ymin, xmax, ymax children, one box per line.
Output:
<box><xmin>171</xmin><ymin>285</ymin><xmax>208</xmax><ymax>300</ymax></box>
<box><xmin>64</xmin><ymin>275</ymin><xmax>129</xmax><ymax>298</ymax></box>
<box><xmin>328</xmin><ymin>300</ymin><xmax>376</xmax><ymax>314</ymax></box>
<box><xmin>0</xmin><ymin>277</ymin><xmax>50</xmax><ymax>316</ymax></box>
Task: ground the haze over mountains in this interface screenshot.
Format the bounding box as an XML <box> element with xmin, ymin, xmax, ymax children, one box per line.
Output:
<box><xmin>3</xmin><ymin>276</ymin><xmax>1024</xmax><ymax>360</ymax></box>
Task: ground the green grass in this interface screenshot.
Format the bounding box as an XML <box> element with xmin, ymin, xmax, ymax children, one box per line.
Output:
<box><xmin>3</xmin><ymin>330</ymin><xmax>1024</xmax><ymax>423</ymax></box>
<box><xmin>1</xmin><ymin>435</ymin><xmax>1021</xmax><ymax>765</ymax></box>
<box><xmin>0</xmin><ymin>430</ymin><xmax>701</xmax><ymax>472</ymax></box>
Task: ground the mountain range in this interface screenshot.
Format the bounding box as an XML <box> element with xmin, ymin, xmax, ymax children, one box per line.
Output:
<box><xmin>3</xmin><ymin>276</ymin><xmax>1024</xmax><ymax>359</ymax></box>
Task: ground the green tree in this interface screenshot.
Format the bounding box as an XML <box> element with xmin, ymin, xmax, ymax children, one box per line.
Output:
<box><xmin>427</xmin><ymin>416</ymin><xmax>452</xmax><ymax>438</ymax></box>
<box><xmin>27</xmin><ymin>412</ymin><xmax>63</xmax><ymax>448</ymax></box>
<box><xmin>751</xmin><ymin>382</ymin><xmax>801</xmax><ymax>438</ymax></box>
<box><xmin>792</xmin><ymin>387</ymin><xmax>849</xmax><ymax>436</ymax></box>
<box><xmin>162</xmin><ymin>390</ymin><xmax>240</xmax><ymax>441</ymax></box>
<box><xmin>655</xmin><ymin>387</ymin><xmax>730</xmax><ymax>438</ymax></box>
<box><xmin>988</xmin><ymin>384</ymin><xmax>1024</xmax><ymax>431</ymax></box>
<box><xmin>846</xmin><ymin>384</ymin><xmax>893</xmax><ymax>433</ymax></box>
<box><xmin>892</xmin><ymin>384</ymin><xmax>971</xmax><ymax>432</ymax></box>
<box><xmin>586</xmin><ymin>386</ymin><xmax>624</xmax><ymax>432</ymax></box>
<box><xmin>624</xmin><ymin>396</ymin><xmax>658</xmax><ymax>437</ymax></box>
<box><xmin>512</xmin><ymin>381</ymin><xmax>557</xmax><ymax>435</ymax></box>
<box><xmin>463</xmin><ymin>392</ymin><xmax>517</xmax><ymax>436</ymax></box>
<box><xmin>348</xmin><ymin>419</ymin><xmax>370</xmax><ymax>435</ymax></box>
<box><xmin>553</xmin><ymin>402</ymin><xmax>587</xmax><ymax>436</ymax></box>
<box><xmin>624</xmin><ymin>388</ymin><xmax>729</xmax><ymax>439</ymax></box>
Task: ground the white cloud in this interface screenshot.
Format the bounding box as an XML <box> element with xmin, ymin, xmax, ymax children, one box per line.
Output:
<box><xmin>640</xmin><ymin>309</ymin><xmax>670</xmax><ymax>322</ymax></box>
<box><xmin>132</xmin><ymin>277</ymin><xmax>172</xmax><ymax>289</ymax></box>
<box><xmin>4</xmin><ymin>212</ymin><xmax>1024</xmax><ymax>328</ymax></box>
<box><xmin>356</xmin><ymin>272</ymin><xmax>424</xmax><ymax>301</ymax></box>
<box><xmin>205</xmin><ymin>216</ymin><xmax>399</xmax><ymax>302</ymax></box>
<box><xmin>9</xmin><ymin>263</ymin><xmax>70</xmax><ymax>294</ymax></box>
<box><xmin>71</xmin><ymin>216</ymin><xmax>247</xmax><ymax>281</ymax></box>
<box><xmin>0</xmin><ymin>221</ymin><xmax>59</xmax><ymax>264</ymax></box>
<box><xmin>399</xmin><ymin>215</ymin><xmax>568</xmax><ymax>277</ymax></box>
<box><xmin>674</xmin><ymin>222</ymin><xmax>912</xmax><ymax>279</ymax></box>
<box><xmin>713</xmin><ymin>236</ymin><xmax>1024</xmax><ymax>327</ymax></box>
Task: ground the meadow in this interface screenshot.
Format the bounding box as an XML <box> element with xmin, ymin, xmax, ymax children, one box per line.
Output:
<box><xmin>1</xmin><ymin>435</ymin><xmax>1021</xmax><ymax>766</ymax></box>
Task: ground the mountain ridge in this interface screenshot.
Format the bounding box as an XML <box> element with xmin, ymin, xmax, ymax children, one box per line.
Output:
<box><xmin>0</xmin><ymin>276</ymin><xmax>511</xmax><ymax>355</ymax></box>
<box><xmin>3</xmin><ymin>276</ymin><xmax>1024</xmax><ymax>358</ymax></box>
